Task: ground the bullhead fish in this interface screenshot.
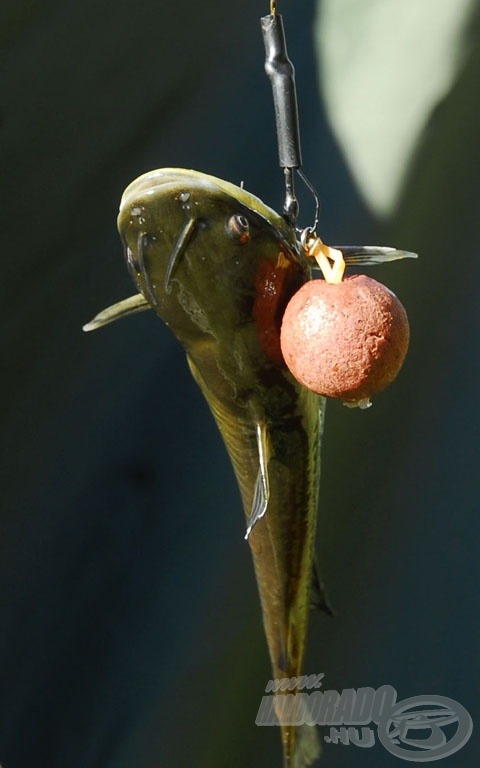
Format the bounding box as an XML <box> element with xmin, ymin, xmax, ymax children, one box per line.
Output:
<box><xmin>84</xmin><ymin>168</ymin><xmax>415</xmax><ymax>765</ymax></box>
<box><xmin>85</xmin><ymin>168</ymin><xmax>324</xmax><ymax>766</ymax></box>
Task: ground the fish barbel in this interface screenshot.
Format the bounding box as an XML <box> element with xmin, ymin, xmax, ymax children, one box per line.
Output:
<box><xmin>86</xmin><ymin>168</ymin><xmax>326</xmax><ymax>766</ymax></box>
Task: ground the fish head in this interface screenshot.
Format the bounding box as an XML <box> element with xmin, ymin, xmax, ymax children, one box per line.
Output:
<box><xmin>117</xmin><ymin>168</ymin><xmax>310</xmax><ymax>364</ymax></box>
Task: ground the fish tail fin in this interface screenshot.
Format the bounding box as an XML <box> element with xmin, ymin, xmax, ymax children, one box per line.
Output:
<box><xmin>280</xmin><ymin>722</ymin><xmax>321</xmax><ymax>768</ymax></box>
<box><xmin>275</xmin><ymin>695</ymin><xmax>321</xmax><ymax>768</ymax></box>
<box><xmin>294</xmin><ymin>723</ymin><xmax>322</xmax><ymax>767</ymax></box>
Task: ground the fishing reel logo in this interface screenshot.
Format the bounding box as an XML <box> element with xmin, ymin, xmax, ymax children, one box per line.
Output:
<box><xmin>256</xmin><ymin>675</ymin><xmax>473</xmax><ymax>761</ymax></box>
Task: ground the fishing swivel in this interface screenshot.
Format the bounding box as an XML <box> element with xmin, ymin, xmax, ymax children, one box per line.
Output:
<box><xmin>261</xmin><ymin>2</ymin><xmax>320</xmax><ymax>230</ymax></box>
<box><xmin>260</xmin><ymin>4</ymin><xmax>417</xmax><ymax>276</ymax></box>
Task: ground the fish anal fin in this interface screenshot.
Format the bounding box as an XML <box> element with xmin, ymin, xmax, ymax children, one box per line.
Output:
<box><xmin>310</xmin><ymin>558</ymin><xmax>335</xmax><ymax>617</ymax></box>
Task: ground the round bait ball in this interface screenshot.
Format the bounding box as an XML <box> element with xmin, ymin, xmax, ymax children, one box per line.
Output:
<box><xmin>280</xmin><ymin>274</ymin><xmax>410</xmax><ymax>406</ymax></box>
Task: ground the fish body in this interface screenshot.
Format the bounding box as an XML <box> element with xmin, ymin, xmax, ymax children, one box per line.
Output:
<box><xmin>84</xmin><ymin>168</ymin><xmax>417</xmax><ymax>765</ymax></box>
<box><xmin>117</xmin><ymin>169</ymin><xmax>325</xmax><ymax>766</ymax></box>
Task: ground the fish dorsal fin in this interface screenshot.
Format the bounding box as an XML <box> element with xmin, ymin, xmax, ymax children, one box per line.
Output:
<box><xmin>83</xmin><ymin>293</ymin><xmax>150</xmax><ymax>331</ymax></box>
<box><xmin>245</xmin><ymin>422</ymin><xmax>270</xmax><ymax>539</ymax></box>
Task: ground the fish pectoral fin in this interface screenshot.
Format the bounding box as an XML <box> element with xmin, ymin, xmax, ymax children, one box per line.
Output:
<box><xmin>244</xmin><ymin>466</ymin><xmax>269</xmax><ymax>540</ymax></box>
<box><xmin>83</xmin><ymin>293</ymin><xmax>150</xmax><ymax>331</ymax></box>
<box><xmin>310</xmin><ymin>558</ymin><xmax>335</xmax><ymax>616</ymax></box>
<box><xmin>244</xmin><ymin>423</ymin><xmax>270</xmax><ymax>540</ymax></box>
<box><xmin>333</xmin><ymin>245</ymin><xmax>418</xmax><ymax>266</ymax></box>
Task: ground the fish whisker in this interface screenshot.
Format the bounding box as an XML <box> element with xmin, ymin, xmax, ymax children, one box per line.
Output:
<box><xmin>164</xmin><ymin>217</ymin><xmax>198</xmax><ymax>293</ymax></box>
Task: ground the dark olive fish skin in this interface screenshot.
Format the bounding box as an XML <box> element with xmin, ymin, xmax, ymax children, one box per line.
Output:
<box><xmin>117</xmin><ymin>169</ymin><xmax>325</xmax><ymax>767</ymax></box>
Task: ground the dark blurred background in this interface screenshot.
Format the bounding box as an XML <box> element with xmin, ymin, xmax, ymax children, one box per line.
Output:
<box><xmin>0</xmin><ymin>1</ymin><xmax>478</xmax><ymax>766</ymax></box>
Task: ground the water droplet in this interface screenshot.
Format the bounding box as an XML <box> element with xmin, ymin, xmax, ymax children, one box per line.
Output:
<box><xmin>178</xmin><ymin>191</ymin><xmax>190</xmax><ymax>203</ymax></box>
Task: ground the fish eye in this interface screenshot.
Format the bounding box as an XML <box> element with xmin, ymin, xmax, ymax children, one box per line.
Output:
<box><xmin>227</xmin><ymin>213</ymin><xmax>250</xmax><ymax>243</ymax></box>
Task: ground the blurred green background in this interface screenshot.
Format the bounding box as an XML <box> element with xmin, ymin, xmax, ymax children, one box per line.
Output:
<box><xmin>0</xmin><ymin>0</ymin><xmax>478</xmax><ymax>766</ymax></box>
